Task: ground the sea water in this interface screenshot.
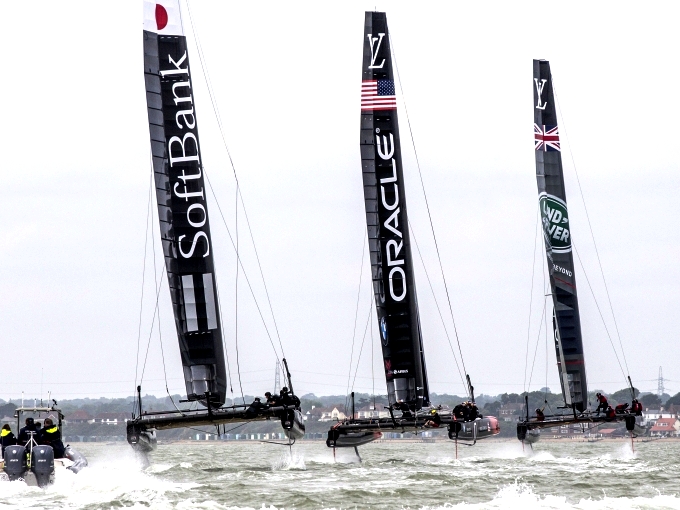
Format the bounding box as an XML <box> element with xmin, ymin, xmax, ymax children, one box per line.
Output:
<box><xmin>1</xmin><ymin>439</ymin><xmax>679</xmax><ymax>509</ymax></box>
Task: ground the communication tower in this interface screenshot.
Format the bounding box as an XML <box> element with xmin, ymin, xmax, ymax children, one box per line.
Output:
<box><xmin>658</xmin><ymin>366</ymin><xmax>665</xmax><ymax>397</ymax></box>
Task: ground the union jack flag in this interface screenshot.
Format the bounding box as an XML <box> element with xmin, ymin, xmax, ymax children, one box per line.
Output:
<box><xmin>361</xmin><ymin>79</ymin><xmax>397</xmax><ymax>110</ymax></box>
<box><xmin>534</xmin><ymin>124</ymin><xmax>560</xmax><ymax>152</ymax></box>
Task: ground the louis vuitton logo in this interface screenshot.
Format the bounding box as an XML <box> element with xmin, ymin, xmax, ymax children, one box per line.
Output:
<box><xmin>534</xmin><ymin>78</ymin><xmax>548</xmax><ymax>110</ymax></box>
<box><xmin>367</xmin><ymin>33</ymin><xmax>386</xmax><ymax>69</ymax></box>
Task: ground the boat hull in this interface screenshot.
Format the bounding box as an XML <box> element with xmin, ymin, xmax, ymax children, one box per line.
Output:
<box><xmin>449</xmin><ymin>417</ymin><xmax>501</xmax><ymax>441</ymax></box>
<box><xmin>327</xmin><ymin>430</ymin><xmax>382</xmax><ymax>448</ymax></box>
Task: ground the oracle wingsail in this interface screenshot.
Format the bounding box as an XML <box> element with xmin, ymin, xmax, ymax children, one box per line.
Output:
<box><xmin>517</xmin><ymin>60</ymin><xmax>642</xmax><ymax>443</ymax></box>
<box><xmin>360</xmin><ymin>12</ymin><xmax>428</xmax><ymax>411</ymax></box>
<box><xmin>326</xmin><ymin>12</ymin><xmax>500</xmax><ymax>451</ymax></box>
<box><xmin>127</xmin><ymin>0</ymin><xmax>304</xmax><ymax>454</ymax></box>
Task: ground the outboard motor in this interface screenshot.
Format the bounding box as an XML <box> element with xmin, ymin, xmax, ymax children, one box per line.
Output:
<box><xmin>64</xmin><ymin>445</ymin><xmax>88</xmax><ymax>473</ymax></box>
<box><xmin>281</xmin><ymin>409</ymin><xmax>306</xmax><ymax>440</ymax></box>
<box><xmin>3</xmin><ymin>444</ymin><xmax>28</xmax><ymax>481</ymax></box>
<box><xmin>31</xmin><ymin>445</ymin><xmax>55</xmax><ymax>487</ymax></box>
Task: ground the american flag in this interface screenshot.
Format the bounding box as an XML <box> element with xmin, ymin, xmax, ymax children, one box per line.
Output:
<box><xmin>534</xmin><ymin>124</ymin><xmax>560</xmax><ymax>151</ymax></box>
<box><xmin>361</xmin><ymin>79</ymin><xmax>397</xmax><ymax>110</ymax></box>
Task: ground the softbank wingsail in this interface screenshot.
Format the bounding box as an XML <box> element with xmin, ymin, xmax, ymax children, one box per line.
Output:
<box><xmin>126</xmin><ymin>0</ymin><xmax>304</xmax><ymax>453</ymax></box>
<box><xmin>517</xmin><ymin>60</ymin><xmax>643</xmax><ymax>444</ymax></box>
<box><xmin>326</xmin><ymin>12</ymin><xmax>500</xmax><ymax>454</ymax></box>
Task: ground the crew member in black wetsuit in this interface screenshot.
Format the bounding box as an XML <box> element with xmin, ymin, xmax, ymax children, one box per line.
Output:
<box><xmin>265</xmin><ymin>392</ymin><xmax>279</xmax><ymax>406</ymax></box>
<box><xmin>38</xmin><ymin>418</ymin><xmax>65</xmax><ymax>458</ymax></box>
<box><xmin>453</xmin><ymin>403</ymin><xmax>465</xmax><ymax>421</ymax></box>
<box><xmin>535</xmin><ymin>408</ymin><xmax>545</xmax><ymax>421</ymax></box>
<box><xmin>245</xmin><ymin>397</ymin><xmax>265</xmax><ymax>419</ymax></box>
<box><xmin>279</xmin><ymin>387</ymin><xmax>300</xmax><ymax>407</ymax></box>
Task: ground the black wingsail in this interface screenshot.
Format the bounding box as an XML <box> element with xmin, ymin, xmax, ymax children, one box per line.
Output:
<box><xmin>533</xmin><ymin>60</ymin><xmax>588</xmax><ymax>412</ymax></box>
<box><xmin>360</xmin><ymin>11</ymin><xmax>429</xmax><ymax>411</ymax></box>
<box><xmin>142</xmin><ymin>0</ymin><xmax>227</xmax><ymax>406</ymax></box>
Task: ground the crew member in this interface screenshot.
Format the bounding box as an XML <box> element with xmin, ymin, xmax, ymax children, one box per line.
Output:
<box><xmin>605</xmin><ymin>405</ymin><xmax>616</xmax><ymax>420</ymax></box>
<box><xmin>615</xmin><ymin>402</ymin><xmax>629</xmax><ymax>414</ymax></box>
<box><xmin>17</xmin><ymin>417</ymin><xmax>37</xmax><ymax>445</ymax></box>
<box><xmin>535</xmin><ymin>408</ymin><xmax>545</xmax><ymax>421</ymax></box>
<box><xmin>265</xmin><ymin>392</ymin><xmax>279</xmax><ymax>406</ymax></box>
<box><xmin>453</xmin><ymin>403</ymin><xmax>465</xmax><ymax>421</ymax></box>
<box><xmin>595</xmin><ymin>393</ymin><xmax>609</xmax><ymax>414</ymax></box>
<box><xmin>279</xmin><ymin>387</ymin><xmax>300</xmax><ymax>407</ymax></box>
<box><xmin>1</xmin><ymin>424</ymin><xmax>16</xmax><ymax>454</ymax></box>
<box><xmin>632</xmin><ymin>399</ymin><xmax>643</xmax><ymax>416</ymax></box>
<box><xmin>38</xmin><ymin>418</ymin><xmax>65</xmax><ymax>458</ymax></box>
<box><xmin>425</xmin><ymin>409</ymin><xmax>442</xmax><ymax>428</ymax></box>
<box><xmin>245</xmin><ymin>397</ymin><xmax>264</xmax><ymax>419</ymax></box>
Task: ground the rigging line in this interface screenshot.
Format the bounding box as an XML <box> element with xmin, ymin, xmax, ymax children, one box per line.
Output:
<box><xmin>552</xmin><ymin>79</ymin><xmax>631</xmax><ymax>379</ymax></box>
<box><xmin>371</xmin><ymin>305</ymin><xmax>376</xmax><ymax>411</ymax></box>
<box><xmin>144</xmin><ymin>154</ymin><xmax>182</xmax><ymax>414</ymax></box>
<box><xmin>391</xmin><ymin>35</ymin><xmax>468</xmax><ymax>380</ymax></box>
<box><xmin>234</xmin><ymin>183</ymin><xmax>246</xmax><ymax>406</ymax></box>
<box><xmin>204</xmin><ymin>171</ymin><xmax>281</xmax><ymax>360</ymax></box>
<box><xmin>215</xmin><ymin>281</ymin><xmax>235</xmax><ymax>396</ymax></box>
<box><xmin>134</xmin><ymin>166</ymin><xmax>154</xmax><ymax>410</ymax></box>
<box><xmin>150</xmin><ymin>185</ymin><xmax>169</xmax><ymax>393</ymax></box>
<box><xmin>523</xmin><ymin>210</ymin><xmax>542</xmax><ymax>395</ymax></box>
<box><xmin>350</xmin><ymin>300</ymin><xmax>374</xmax><ymax>394</ymax></box>
<box><xmin>185</xmin><ymin>1</ymin><xmax>287</xmax><ymax>361</ymax></box>
<box><xmin>139</xmin><ymin>261</ymin><xmax>168</xmax><ymax>385</ymax></box>
<box><xmin>149</xmin><ymin>186</ymin><xmax>181</xmax><ymax>413</ymax></box>
<box><xmin>409</xmin><ymin>221</ymin><xmax>468</xmax><ymax>395</ymax></box>
<box><xmin>345</xmin><ymin>234</ymin><xmax>368</xmax><ymax>412</ymax></box>
<box><xmin>527</xmin><ymin>295</ymin><xmax>549</xmax><ymax>392</ymax></box>
<box><xmin>543</xmin><ymin>263</ymin><xmax>550</xmax><ymax>402</ymax></box>
<box><xmin>573</xmin><ymin>244</ymin><xmax>628</xmax><ymax>385</ymax></box>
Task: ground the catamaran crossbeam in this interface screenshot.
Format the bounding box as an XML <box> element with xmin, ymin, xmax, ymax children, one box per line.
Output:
<box><xmin>517</xmin><ymin>413</ymin><xmax>643</xmax><ymax>442</ymax></box>
<box><xmin>327</xmin><ymin>414</ymin><xmax>499</xmax><ymax>448</ymax></box>
<box><xmin>127</xmin><ymin>404</ymin><xmax>304</xmax><ymax>451</ymax></box>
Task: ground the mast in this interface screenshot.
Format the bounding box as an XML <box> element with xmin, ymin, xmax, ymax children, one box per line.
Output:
<box><xmin>360</xmin><ymin>12</ymin><xmax>429</xmax><ymax>411</ymax></box>
<box><xmin>533</xmin><ymin>60</ymin><xmax>588</xmax><ymax>412</ymax></box>
<box><xmin>142</xmin><ymin>0</ymin><xmax>227</xmax><ymax>406</ymax></box>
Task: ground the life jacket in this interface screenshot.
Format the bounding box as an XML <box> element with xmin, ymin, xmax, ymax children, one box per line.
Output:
<box><xmin>0</xmin><ymin>429</ymin><xmax>10</xmax><ymax>438</ymax></box>
<box><xmin>606</xmin><ymin>407</ymin><xmax>616</xmax><ymax>419</ymax></box>
<box><xmin>598</xmin><ymin>395</ymin><xmax>608</xmax><ymax>404</ymax></box>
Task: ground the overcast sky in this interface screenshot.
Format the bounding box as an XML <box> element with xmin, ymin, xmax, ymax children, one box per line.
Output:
<box><xmin>1</xmin><ymin>1</ymin><xmax>678</xmax><ymax>404</ymax></box>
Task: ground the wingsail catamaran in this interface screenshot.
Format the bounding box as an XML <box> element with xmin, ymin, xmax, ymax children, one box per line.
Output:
<box><xmin>126</xmin><ymin>0</ymin><xmax>304</xmax><ymax>453</ymax></box>
<box><xmin>326</xmin><ymin>12</ymin><xmax>500</xmax><ymax>453</ymax></box>
<box><xmin>517</xmin><ymin>60</ymin><xmax>642</xmax><ymax>444</ymax></box>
